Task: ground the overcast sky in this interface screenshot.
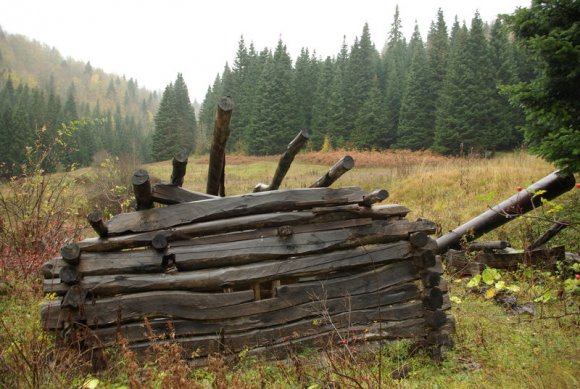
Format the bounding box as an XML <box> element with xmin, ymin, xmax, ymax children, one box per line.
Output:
<box><xmin>1</xmin><ymin>0</ymin><xmax>530</xmax><ymax>102</ymax></box>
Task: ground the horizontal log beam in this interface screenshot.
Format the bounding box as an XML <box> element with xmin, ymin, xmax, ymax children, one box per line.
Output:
<box><xmin>42</xmin><ymin>262</ymin><xmax>419</xmax><ymax>328</ymax></box>
<box><xmin>45</xmin><ymin>219</ymin><xmax>434</xmax><ymax>279</ymax></box>
<box><xmin>45</xmin><ymin>240</ymin><xmax>415</xmax><ymax>296</ymax></box>
<box><xmin>151</xmin><ymin>183</ymin><xmax>217</xmax><ymax>204</ymax></box>
<box><xmin>75</xmin><ymin>204</ymin><xmax>412</xmax><ymax>253</ymax></box>
<box><xmin>93</xmin><ymin>301</ymin><xmax>423</xmax><ymax>351</ymax></box>
<box><xmin>105</xmin><ymin>187</ymin><xmax>368</xmax><ymax>235</ymax></box>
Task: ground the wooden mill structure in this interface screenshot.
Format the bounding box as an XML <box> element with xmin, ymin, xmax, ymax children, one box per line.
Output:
<box><xmin>41</xmin><ymin>97</ymin><xmax>454</xmax><ymax>362</ymax></box>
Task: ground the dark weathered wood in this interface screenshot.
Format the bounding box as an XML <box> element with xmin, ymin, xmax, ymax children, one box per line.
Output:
<box><xmin>43</xmin><ymin>263</ymin><xmax>419</xmax><ymax>327</ymax></box>
<box><xmin>253</xmin><ymin>129</ymin><xmax>310</xmax><ymax>193</ymax></box>
<box><xmin>311</xmin><ymin>204</ymin><xmax>411</xmax><ymax>219</ymax></box>
<box><xmin>409</xmin><ymin>232</ymin><xmax>430</xmax><ymax>248</ymax></box>
<box><xmin>310</xmin><ymin>155</ymin><xmax>355</xmax><ymax>188</ymax></box>
<box><xmin>151</xmin><ymin>183</ymin><xmax>217</xmax><ymax>204</ymax></box>
<box><xmin>93</xmin><ymin>301</ymin><xmax>424</xmax><ymax>346</ymax></box>
<box><xmin>151</xmin><ymin>233</ymin><xmax>168</xmax><ymax>252</ymax></box>
<box><xmin>243</xmin><ymin>318</ymin><xmax>427</xmax><ymax>361</ymax></box>
<box><xmin>87</xmin><ymin>210</ymin><xmax>108</xmax><ymax>238</ymax></box>
<box><xmin>526</xmin><ymin>219</ymin><xmax>569</xmax><ymax>251</ymax></box>
<box><xmin>413</xmin><ymin>250</ymin><xmax>436</xmax><ymax>269</ymax></box>
<box><xmin>170</xmin><ymin>150</ymin><xmax>188</xmax><ymax>187</ymax></box>
<box><xmin>436</xmin><ymin>170</ymin><xmax>576</xmax><ymax>252</ymax></box>
<box><xmin>105</xmin><ymin>187</ymin><xmax>368</xmax><ymax>235</ymax></box>
<box><xmin>60</xmin><ymin>243</ymin><xmax>81</xmax><ymax>265</ymax></box>
<box><xmin>424</xmin><ymin>309</ymin><xmax>447</xmax><ymax>328</ymax></box>
<box><xmin>206</xmin><ymin>96</ymin><xmax>234</xmax><ymax>196</ymax></box>
<box><xmin>169</xmin><ymin>217</ymin><xmax>373</xmax><ymax>247</ymax></box>
<box><xmin>45</xmin><ymin>241</ymin><xmax>415</xmax><ymax>296</ymax></box>
<box><xmin>423</xmin><ymin>287</ymin><xmax>443</xmax><ymax>310</ymax></box>
<box><xmin>467</xmin><ymin>240</ymin><xmax>510</xmax><ymax>251</ymax></box>
<box><xmin>59</xmin><ymin>266</ymin><xmax>80</xmax><ymax>285</ymax></box>
<box><xmin>132</xmin><ymin>169</ymin><xmax>154</xmax><ymax>211</ymax></box>
<box><xmin>46</xmin><ymin>290</ymin><xmax>254</xmax><ymax>328</ymax></box>
<box><xmin>126</xmin><ymin>317</ymin><xmax>427</xmax><ymax>359</ymax></box>
<box><xmin>77</xmin><ymin>204</ymin><xmax>412</xmax><ymax>253</ymax></box>
<box><xmin>445</xmin><ymin>249</ymin><xmax>485</xmax><ymax>276</ymax></box>
<box><xmin>62</xmin><ymin>285</ymin><xmax>87</xmax><ymax>308</ymax></box>
<box><xmin>360</xmin><ymin>189</ymin><xmax>389</xmax><ymax>206</ymax></box>
<box><xmin>46</xmin><ymin>219</ymin><xmax>433</xmax><ymax>279</ymax></box>
<box><xmin>420</xmin><ymin>271</ymin><xmax>441</xmax><ymax>288</ymax></box>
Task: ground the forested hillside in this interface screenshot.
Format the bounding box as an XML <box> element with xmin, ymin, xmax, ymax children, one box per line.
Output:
<box><xmin>0</xmin><ymin>26</ymin><xmax>160</xmax><ymax>176</ymax></box>
<box><xmin>197</xmin><ymin>8</ymin><xmax>533</xmax><ymax>155</ymax></box>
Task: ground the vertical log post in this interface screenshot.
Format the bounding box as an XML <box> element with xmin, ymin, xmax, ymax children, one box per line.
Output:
<box><xmin>309</xmin><ymin>155</ymin><xmax>355</xmax><ymax>188</ymax></box>
<box><xmin>132</xmin><ymin>169</ymin><xmax>154</xmax><ymax>211</ymax></box>
<box><xmin>206</xmin><ymin>96</ymin><xmax>234</xmax><ymax>196</ymax></box>
<box><xmin>170</xmin><ymin>150</ymin><xmax>189</xmax><ymax>187</ymax></box>
<box><xmin>87</xmin><ymin>210</ymin><xmax>108</xmax><ymax>238</ymax></box>
<box><xmin>253</xmin><ymin>129</ymin><xmax>310</xmax><ymax>192</ymax></box>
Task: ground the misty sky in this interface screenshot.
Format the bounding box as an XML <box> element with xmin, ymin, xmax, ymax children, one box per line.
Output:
<box><xmin>1</xmin><ymin>0</ymin><xmax>531</xmax><ymax>102</ymax></box>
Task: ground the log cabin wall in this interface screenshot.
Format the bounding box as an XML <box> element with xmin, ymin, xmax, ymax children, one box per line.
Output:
<box><xmin>41</xmin><ymin>186</ymin><xmax>453</xmax><ymax>361</ymax></box>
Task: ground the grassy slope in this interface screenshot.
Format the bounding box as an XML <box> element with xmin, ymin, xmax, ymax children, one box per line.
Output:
<box><xmin>1</xmin><ymin>150</ymin><xmax>578</xmax><ymax>388</ymax></box>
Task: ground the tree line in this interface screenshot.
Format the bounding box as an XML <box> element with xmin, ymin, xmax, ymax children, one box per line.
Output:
<box><xmin>188</xmin><ymin>8</ymin><xmax>532</xmax><ymax>157</ymax></box>
<box><xmin>0</xmin><ymin>26</ymin><xmax>159</xmax><ymax>176</ymax></box>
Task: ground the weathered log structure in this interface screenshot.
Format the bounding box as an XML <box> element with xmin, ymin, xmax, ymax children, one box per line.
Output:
<box><xmin>41</xmin><ymin>97</ymin><xmax>454</xmax><ymax>362</ymax></box>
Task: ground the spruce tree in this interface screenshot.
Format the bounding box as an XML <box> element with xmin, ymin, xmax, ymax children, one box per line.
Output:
<box><xmin>397</xmin><ymin>25</ymin><xmax>435</xmax><ymax>150</ymax></box>
<box><xmin>351</xmin><ymin>77</ymin><xmax>385</xmax><ymax>149</ymax></box>
<box><xmin>382</xmin><ymin>6</ymin><xmax>407</xmax><ymax>147</ymax></box>
<box><xmin>432</xmin><ymin>20</ymin><xmax>470</xmax><ymax>155</ymax></box>
<box><xmin>251</xmin><ymin>40</ymin><xmax>296</xmax><ymax>155</ymax></box>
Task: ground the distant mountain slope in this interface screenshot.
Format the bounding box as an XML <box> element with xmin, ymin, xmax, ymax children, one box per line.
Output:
<box><xmin>0</xmin><ymin>25</ymin><xmax>161</xmax><ymax>175</ymax></box>
<box><xmin>0</xmin><ymin>25</ymin><xmax>159</xmax><ymax>124</ymax></box>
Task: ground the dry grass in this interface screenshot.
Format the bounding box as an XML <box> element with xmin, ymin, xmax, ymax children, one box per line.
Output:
<box><xmin>1</xmin><ymin>149</ymin><xmax>578</xmax><ymax>388</ymax></box>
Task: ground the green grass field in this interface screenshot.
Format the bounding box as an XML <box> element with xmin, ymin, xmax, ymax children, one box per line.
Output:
<box><xmin>1</xmin><ymin>150</ymin><xmax>578</xmax><ymax>388</ymax></box>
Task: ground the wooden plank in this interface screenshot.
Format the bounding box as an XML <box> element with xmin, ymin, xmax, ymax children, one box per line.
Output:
<box><xmin>42</xmin><ymin>290</ymin><xmax>254</xmax><ymax>328</ymax></box>
<box><xmin>169</xmin><ymin>217</ymin><xmax>373</xmax><ymax>247</ymax></box>
<box><xmin>93</xmin><ymin>300</ymin><xmax>424</xmax><ymax>346</ymax></box>
<box><xmin>105</xmin><ymin>187</ymin><xmax>368</xmax><ymax>235</ymax></box>
<box><xmin>116</xmin><ymin>303</ymin><xmax>425</xmax><ymax>355</ymax></box>
<box><xmin>43</xmin><ymin>262</ymin><xmax>419</xmax><ymax>327</ymax></box>
<box><xmin>45</xmin><ymin>241</ymin><xmax>415</xmax><ymax>296</ymax></box>
<box><xmin>242</xmin><ymin>318</ymin><xmax>427</xmax><ymax>361</ymax></box>
<box><xmin>45</xmin><ymin>219</ymin><xmax>432</xmax><ymax>279</ymax></box>
<box><xmin>76</xmin><ymin>204</ymin><xmax>413</xmax><ymax>253</ymax></box>
<box><xmin>152</xmin><ymin>183</ymin><xmax>217</xmax><ymax>204</ymax></box>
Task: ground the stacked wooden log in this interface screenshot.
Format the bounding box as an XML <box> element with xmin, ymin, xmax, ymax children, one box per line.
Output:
<box><xmin>41</xmin><ymin>186</ymin><xmax>453</xmax><ymax>360</ymax></box>
<box><xmin>40</xmin><ymin>97</ymin><xmax>455</xmax><ymax>361</ymax></box>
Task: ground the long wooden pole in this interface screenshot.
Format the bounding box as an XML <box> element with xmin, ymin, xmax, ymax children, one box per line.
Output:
<box><xmin>206</xmin><ymin>96</ymin><xmax>234</xmax><ymax>196</ymax></box>
<box><xmin>253</xmin><ymin>129</ymin><xmax>310</xmax><ymax>192</ymax></box>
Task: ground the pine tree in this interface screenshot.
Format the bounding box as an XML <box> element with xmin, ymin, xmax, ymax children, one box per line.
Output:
<box><xmin>152</xmin><ymin>83</ymin><xmax>176</xmax><ymax>161</ymax></box>
<box><xmin>489</xmin><ymin>18</ymin><xmax>524</xmax><ymax>150</ymax></box>
<box><xmin>251</xmin><ymin>40</ymin><xmax>296</xmax><ymax>155</ymax></box>
<box><xmin>397</xmin><ymin>24</ymin><xmax>435</xmax><ymax>150</ymax></box>
<box><xmin>344</xmin><ymin>24</ymin><xmax>379</xmax><ymax>143</ymax></box>
<box><xmin>382</xmin><ymin>6</ymin><xmax>407</xmax><ymax>147</ymax></box>
<box><xmin>311</xmin><ymin>56</ymin><xmax>336</xmax><ymax>149</ymax></box>
<box><xmin>351</xmin><ymin>77</ymin><xmax>385</xmax><ymax>149</ymax></box>
<box><xmin>433</xmin><ymin>20</ymin><xmax>470</xmax><ymax>155</ymax></box>
<box><xmin>425</xmin><ymin>9</ymin><xmax>449</xmax><ymax>139</ymax></box>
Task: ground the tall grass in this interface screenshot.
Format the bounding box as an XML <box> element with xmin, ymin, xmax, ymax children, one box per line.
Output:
<box><xmin>0</xmin><ymin>150</ymin><xmax>577</xmax><ymax>388</ymax></box>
